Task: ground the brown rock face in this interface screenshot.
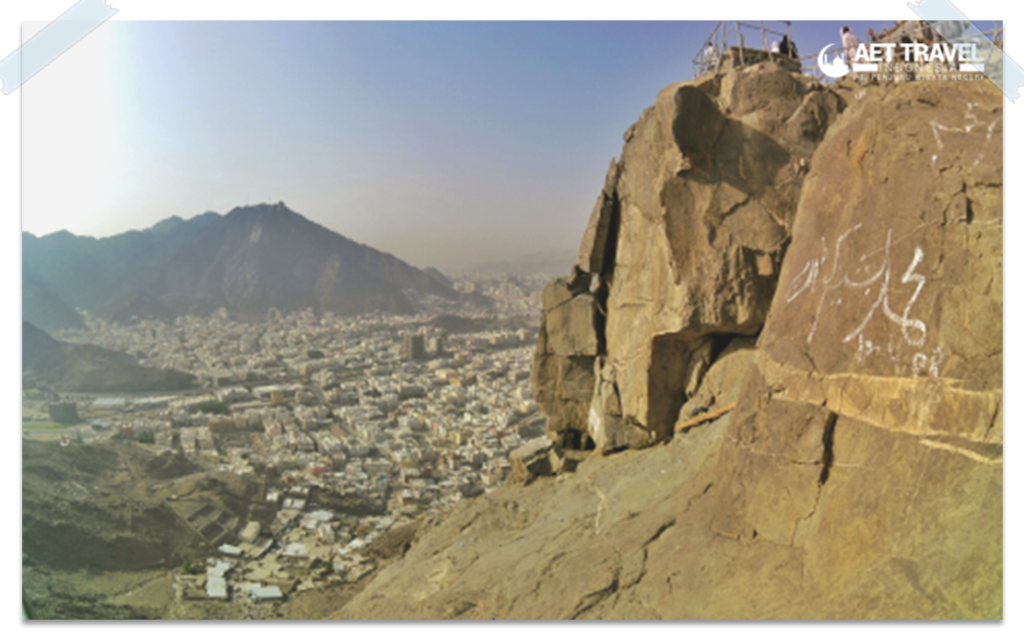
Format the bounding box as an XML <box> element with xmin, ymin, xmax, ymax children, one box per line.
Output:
<box><xmin>534</xmin><ymin>62</ymin><xmax>844</xmax><ymax>450</ymax></box>
<box><xmin>531</xmin><ymin>275</ymin><xmax>600</xmax><ymax>444</ymax></box>
<box><xmin>507</xmin><ymin>438</ymin><xmax>557</xmax><ymax>484</ymax></box>
<box><xmin>576</xmin><ymin>159</ymin><xmax>621</xmax><ymax>275</ymax></box>
<box><xmin>710</xmin><ymin>77</ymin><xmax>1002</xmax><ymax>606</ymax></box>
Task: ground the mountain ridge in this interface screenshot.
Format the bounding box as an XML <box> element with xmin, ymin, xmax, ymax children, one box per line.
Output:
<box><xmin>23</xmin><ymin>203</ymin><xmax>455</xmax><ymax>322</ymax></box>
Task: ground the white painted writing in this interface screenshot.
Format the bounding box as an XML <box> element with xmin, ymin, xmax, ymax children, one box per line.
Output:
<box><xmin>929</xmin><ymin>102</ymin><xmax>999</xmax><ymax>171</ymax></box>
<box><xmin>787</xmin><ymin>226</ymin><xmax>929</xmax><ymax>355</ymax></box>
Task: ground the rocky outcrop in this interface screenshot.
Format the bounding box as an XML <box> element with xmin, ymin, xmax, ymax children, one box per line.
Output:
<box><xmin>576</xmin><ymin>159</ymin><xmax>621</xmax><ymax>275</ymax></box>
<box><xmin>534</xmin><ymin>61</ymin><xmax>844</xmax><ymax>452</ymax></box>
<box><xmin>709</xmin><ymin>78</ymin><xmax>1002</xmax><ymax>608</ymax></box>
<box><xmin>530</xmin><ymin>271</ymin><xmax>602</xmax><ymax>446</ymax></box>
<box><xmin>507</xmin><ymin>438</ymin><xmax>564</xmax><ymax>484</ymax></box>
<box><xmin>339</xmin><ymin>71</ymin><xmax>1001</xmax><ymax>620</ymax></box>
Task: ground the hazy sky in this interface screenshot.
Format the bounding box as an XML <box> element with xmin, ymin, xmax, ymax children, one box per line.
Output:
<box><xmin>23</xmin><ymin>20</ymin><xmax>890</xmax><ymax>269</ymax></box>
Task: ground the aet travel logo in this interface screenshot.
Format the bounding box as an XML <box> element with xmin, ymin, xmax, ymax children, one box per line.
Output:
<box><xmin>816</xmin><ymin>41</ymin><xmax>988</xmax><ymax>78</ymax></box>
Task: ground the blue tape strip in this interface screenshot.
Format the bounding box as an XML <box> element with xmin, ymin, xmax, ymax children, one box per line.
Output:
<box><xmin>0</xmin><ymin>0</ymin><xmax>118</xmax><ymax>95</ymax></box>
<box><xmin>908</xmin><ymin>0</ymin><xmax>1020</xmax><ymax>100</ymax></box>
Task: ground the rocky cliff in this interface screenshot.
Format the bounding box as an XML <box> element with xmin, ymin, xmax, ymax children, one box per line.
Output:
<box><xmin>534</xmin><ymin>63</ymin><xmax>843</xmax><ymax>451</ymax></box>
<box><xmin>336</xmin><ymin>63</ymin><xmax>1002</xmax><ymax>619</ymax></box>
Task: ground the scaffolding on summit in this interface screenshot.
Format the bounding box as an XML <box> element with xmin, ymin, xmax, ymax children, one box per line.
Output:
<box><xmin>693</xmin><ymin>20</ymin><xmax>1005</xmax><ymax>83</ymax></box>
<box><xmin>693</xmin><ymin>21</ymin><xmax>798</xmax><ymax>78</ymax></box>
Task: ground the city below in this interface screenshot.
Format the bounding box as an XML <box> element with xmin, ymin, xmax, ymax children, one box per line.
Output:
<box><xmin>22</xmin><ymin>271</ymin><xmax>552</xmax><ymax>615</ymax></box>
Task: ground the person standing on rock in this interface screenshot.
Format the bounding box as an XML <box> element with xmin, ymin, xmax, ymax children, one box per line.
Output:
<box><xmin>841</xmin><ymin>26</ymin><xmax>860</xmax><ymax>67</ymax></box>
<box><xmin>705</xmin><ymin>44</ymin><xmax>719</xmax><ymax>72</ymax></box>
<box><xmin>839</xmin><ymin>25</ymin><xmax>864</xmax><ymax>82</ymax></box>
<box><xmin>779</xmin><ymin>35</ymin><xmax>798</xmax><ymax>59</ymax></box>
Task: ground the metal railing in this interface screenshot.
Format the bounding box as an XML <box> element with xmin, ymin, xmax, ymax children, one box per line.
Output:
<box><xmin>693</xmin><ymin>21</ymin><xmax>795</xmax><ymax>78</ymax></box>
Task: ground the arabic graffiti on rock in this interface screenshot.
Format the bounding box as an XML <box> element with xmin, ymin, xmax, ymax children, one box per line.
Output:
<box><xmin>785</xmin><ymin>224</ymin><xmax>943</xmax><ymax>378</ymax></box>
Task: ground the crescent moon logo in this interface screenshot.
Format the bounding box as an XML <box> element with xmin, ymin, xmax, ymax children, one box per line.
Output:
<box><xmin>817</xmin><ymin>43</ymin><xmax>851</xmax><ymax>78</ymax></box>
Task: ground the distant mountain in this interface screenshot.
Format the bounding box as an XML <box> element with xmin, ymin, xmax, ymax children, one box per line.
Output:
<box><xmin>23</xmin><ymin>204</ymin><xmax>455</xmax><ymax>321</ymax></box>
<box><xmin>23</xmin><ymin>321</ymin><xmax>196</xmax><ymax>393</ymax></box>
<box><xmin>120</xmin><ymin>202</ymin><xmax>456</xmax><ymax>318</ymax></box>
<box><xmin>23</xmin><ymin>211</ymin><xmax>220</xmax><ymax>313</ymax></box>
<box><xmin>22</xmin><ymin>271</ymin><xmax>85</xmax><ymax>332</ymax></box>
<box><xmin>22</xmin><ymin>321</ymin><xmax>68</xmax><ymax>378</ymax></box>
<box><xmin>144</xmin><ymin>212</ymin><xmax>221</xmax><ymax>236</ymax></box>
<box><xmin>422</xmin><ymin>267</ymin><xmax>454</xmax><ymax>289</ymax></box>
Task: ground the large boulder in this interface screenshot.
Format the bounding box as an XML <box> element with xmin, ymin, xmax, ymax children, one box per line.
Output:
<box><xmin>507</xmin><ymin>438</ymin><xmax>557</xmax><ymax>484</ymax></box>
<box><xmin>711</xmin><ymin>78</ymin><xmax>1002</xmax><ymax>614</ymax></box>
<box><xmin>534</xmin><ymin>62</ymin><xmax>844</xmax><ymax>452</ymax></box>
